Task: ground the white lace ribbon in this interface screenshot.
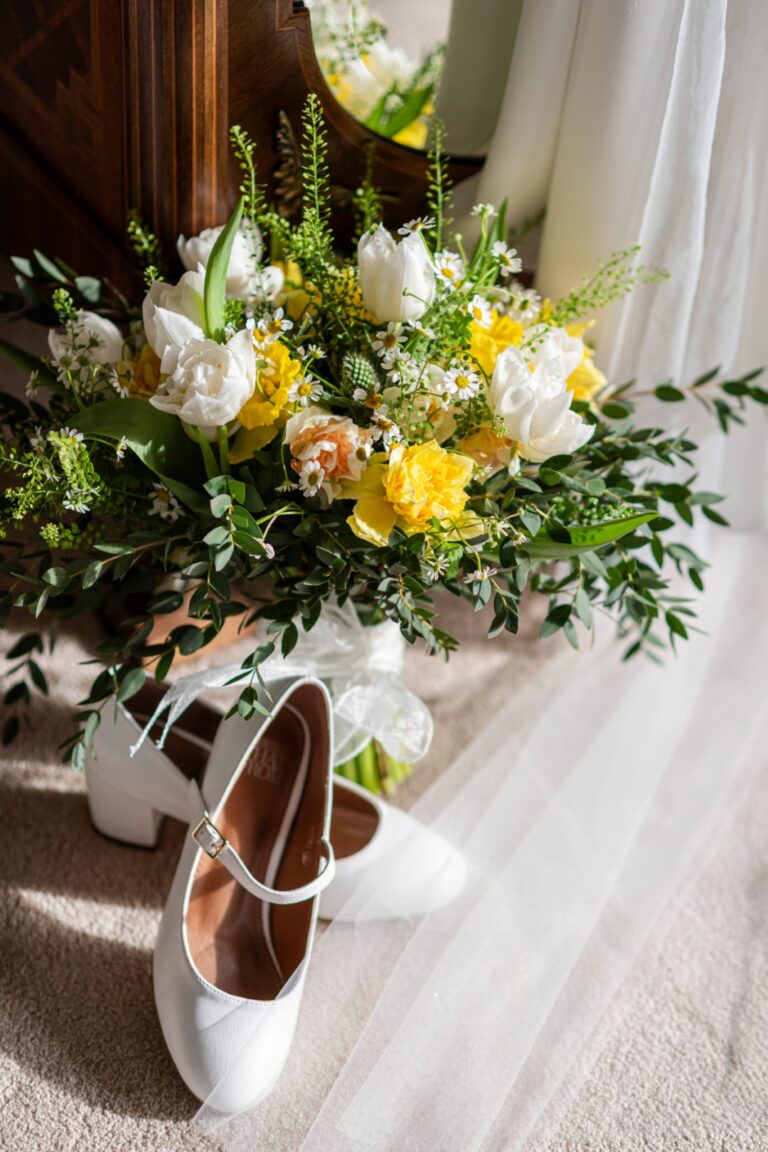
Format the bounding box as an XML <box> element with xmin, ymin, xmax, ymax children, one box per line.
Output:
<box><xmin>131</xmin><ymin>601</ymin><xmax>433</xmax><ymax>766</ymax></box>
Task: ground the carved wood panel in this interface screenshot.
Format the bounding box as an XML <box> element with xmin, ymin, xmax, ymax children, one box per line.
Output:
<box><xmin>0</xmin><ymin>0</ymin><xmax>483</xmax><ymax>288</ymax></box>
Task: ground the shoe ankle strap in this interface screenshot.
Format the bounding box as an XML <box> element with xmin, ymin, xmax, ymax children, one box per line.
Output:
<box><xmin>187</xmin><ymin>781</ymin><xmax>336</xmax><ymax>906</ymax></box>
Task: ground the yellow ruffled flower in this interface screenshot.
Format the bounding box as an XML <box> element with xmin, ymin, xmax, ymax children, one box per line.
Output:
<box><xmin>469</xmin><ymin>312</ymin><xmax>524</xmax><ymax>376</ymax></box>
<box><xmin>565</xmin><ymin>320</ymin><xmax>606</xmax><ymax>401</ymax></box>
<box><xmin>238</xmin><ymin>341</ymin><xmax>300</xmax><ymax>429</ymax></box>
<box><xmin>346</xmin><ymin>442</ymin><xmax>475</xmax><ymax>547</ymax></box>
<box><xmin>116</xmin><ymin>343</ymin><xmax>163</xmax><ymax>398</ymax></box>
<box><xmin>456</xmin><ymin>425</ymin><xmax>515</xmax><ymax>471</ymax></box>
<box><xmin>393</xmin><ymin>120</ymin><xmax>429</xmax><ymax>150</ymax></box>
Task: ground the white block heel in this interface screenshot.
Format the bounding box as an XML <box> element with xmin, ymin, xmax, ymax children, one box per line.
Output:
<box><xmin>85</xmin><ymin>766</ymin><xmax>164</xmax><ymax>847</ymax></box>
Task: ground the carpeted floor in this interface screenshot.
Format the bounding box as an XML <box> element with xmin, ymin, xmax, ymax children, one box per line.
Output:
<box><xmin>1</xmin><ymin>597</ymin><xmax>767</xmax><ymax>1152</ymax></box>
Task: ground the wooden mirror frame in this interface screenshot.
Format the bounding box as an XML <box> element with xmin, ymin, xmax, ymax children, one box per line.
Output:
<box><xmin>0</xmin><ymin>0</ymin><xmax>483</xmax><ymax>291</ymax></box>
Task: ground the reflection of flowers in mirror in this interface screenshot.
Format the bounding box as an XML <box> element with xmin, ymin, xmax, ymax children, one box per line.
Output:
<box><xmin>308</xmin><ymin>0</ymin><xmax>444</xmax><ymax>148</ymax></box>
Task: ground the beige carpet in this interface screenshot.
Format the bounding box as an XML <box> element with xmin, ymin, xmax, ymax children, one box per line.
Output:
<box><xmin>1</xmin><ymin>599</ymin><xmax>767</xmax><ymax>1152</ymax></box>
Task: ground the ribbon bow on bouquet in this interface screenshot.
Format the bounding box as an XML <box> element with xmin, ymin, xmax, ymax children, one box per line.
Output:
<box><xmin>132</xmin><ymin>601</ymin><xmax>434</xmax><ymax>767</ymax></box>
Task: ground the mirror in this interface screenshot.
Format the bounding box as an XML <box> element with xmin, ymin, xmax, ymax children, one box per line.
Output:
<box><xmin>308</xmin><ymin>0</ymin><xmax>449</xmax><ymax>151</ymax></box>
<box><xmin>308</xmin><ymin>0</ymin><xmax>522</xmax><ymax>157</ymax></box>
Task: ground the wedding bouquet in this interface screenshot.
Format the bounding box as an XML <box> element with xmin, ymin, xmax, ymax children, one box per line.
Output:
<box><xmin>0</xmin><ymin>96</ymin><xmax>765</xmax><ymax>772</ymax></box>
<box><xmin>309</xmin><ymin>0</ymin><xmax>442</xmax><ymax>149</ymax></box>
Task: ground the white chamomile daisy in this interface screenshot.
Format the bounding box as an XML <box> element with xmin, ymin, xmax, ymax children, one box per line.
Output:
<box><xmin>507</xmin><ymin>284</ymin><xmax>542</xmax><ymax>322</ymax></box>
<box><xmin>289</xmin><ymin>375</ymin><xmax>324</xmax><ymax>406</ymax></box>
<box><xmin>150</xmin><ymin>482</ymin><xmax>182</xmax><ymax>523</ymax></box>
<box><xmin>298</xmin><ymin>459</ymin><xmax>326</xmax><ymax>498</ymax></box>
<box><xmin>443</xmin><ymin>366</ymin><xmax>482</xmax><ymax>399</ymax></box>
<box><xmin>353</xmin><ymin>387</ymin><xmax>387</xmax><ymax>412</ymax></box>
<box><xmin>256</xmin><ymin>307</ymin><xmax>293</xmax><ymax>343</ymax></box>
<box><xmin>434</xmin><ymin>250</ymin><xmax>464</xmax><ymax>289</ymax></box>
<box><xmin>492</xmin><ymin>241</ymin><xmax>522</xmax><ymax>278</ymax></box>
<box><xmin>371</xmin><ymin>413</ymin><xmax>402</xmax><ymax>449</ymax></box>
<box><xmin>305</xmin><ymin>343</ymin><xmax>325</xmax><ymax>358</ymax></box>
<box><xmin>115</xmin><ymin>435</ymin><xmax>128</xmax><ymax>462</ymax></box>
<box><xmin>397</xmin><ymin>216</ymin><xmax>436</xmax><ymax>237</ymax></box>
<box><xmin>59</xmin><ymin>427</ymin><xmax>85</xmax><ymax>444</ymax></box>
<box><xmin>463</xmin><ymin>565</ymin><xmax>498</xmax><ymax>584</ymax></box>
<box><xmin>371</xmin><ymin>322</ymin><xmax>406</xmax><ymax>363</ymax></box>
<box><xmin>408</xmin><ymin>319</ymin><xmax>437</xmax><ymax>339</ymax></box>
<box><xmin>468</xmin><ymin>295</ymin><xmax>493</xmax><ymax>328</ymax></box>
<box><xmin>471</xmin><ymin>203</ymin><xmax>498</xmax><ymax>220</ymax></box>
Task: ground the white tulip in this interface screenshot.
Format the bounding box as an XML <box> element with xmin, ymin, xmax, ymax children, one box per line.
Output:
<box><xmin>142</xmin><ymin>269</ymin><xmax>206</xmax><ymax>370</ymax></box>
<box><xmin>150</xmin><ymin>329</ymin><xmax>255</xmax><ymax>434</ymax></box>
<box><xmin>490</xmin><ymin>344</ymin><xmax>594</xmax><ymax>463</ymax></box>
<box><xmin>177</xmin><ymin>222</ymin><xmax>263</xmax><ymax>301</ymax></box>
<box><xmin>48</xmin><ymin>310</ymin><xmax>124</xmax><ymax>366</ymax></box>
<box><xmin>528</xmin><ymin>327</ymin><xmax>584</xmax><ymax>378</ymax></box>
<box><xmin>357</xmin><ymin>225</ymin><xmax>436</xmax><ymax>323</ymax></box>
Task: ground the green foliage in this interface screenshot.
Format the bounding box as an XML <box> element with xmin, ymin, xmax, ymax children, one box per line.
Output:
<box><xmin>426</xmin><ymin>119</ymin><xmax>452</xmax><ymax>251</ymax></box>
<box><xmin>204</xmin><ymin>198</ymin><xmax>244</xmax><ymax>342</ymax></box>
<box><xmin>127</xmin><ymin>210</ymin><xmax>162</xmax><ymax>270</ymax></box>
<box><xmin>550</xmin><ymin>246</ymin><xmax>669</xmax><ymax>326</ymax></box>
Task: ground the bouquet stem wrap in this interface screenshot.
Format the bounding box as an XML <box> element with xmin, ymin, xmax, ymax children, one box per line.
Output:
<box><xmin>131</xmin><ymin>601</ymin><xmax>433</xmax><ymax>771</ymax></box>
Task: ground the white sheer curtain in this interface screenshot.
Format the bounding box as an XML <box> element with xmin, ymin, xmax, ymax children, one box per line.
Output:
<box><xmin>469</xmin><ymin>0</ymin><xmax>768</xmax><ymax>527</ymax></box>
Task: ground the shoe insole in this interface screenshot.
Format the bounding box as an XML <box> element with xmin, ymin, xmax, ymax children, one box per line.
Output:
<box><xmin>186</xmin><ymin>688</ymin><xmax>328</xmax><ymax>1001</ymax></box>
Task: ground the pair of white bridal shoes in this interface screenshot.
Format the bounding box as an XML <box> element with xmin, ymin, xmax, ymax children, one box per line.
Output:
<box><xmin>85</xmin><ymin>674</ymin><xmax>464</xmax><ymax>1112</ymax></box>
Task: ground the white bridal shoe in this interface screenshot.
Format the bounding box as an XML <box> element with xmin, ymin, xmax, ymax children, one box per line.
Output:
<box><xmin>86</xmin><ymin>682</ymin><xmax>465</xmax><ymax>924</ymax></box>
<box><xmin>90</xmin><ymin>676</ymin><xmax>336</xmax><ymax>1110</ymax></box>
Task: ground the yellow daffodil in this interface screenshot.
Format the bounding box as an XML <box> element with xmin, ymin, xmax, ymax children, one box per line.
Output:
<box><xmin>564</xmin><ymin>319</ymin><xmax>607</xmax><ymax>401</ymax></box>
<box><xmin>116</xmin><ymin>343</ymin><xmax>163</xmax><ymax>398</ymax></box>
<box><xmin>456</xmin><ymin>425</ymin><xmax>515</xmax><ymax>471</ymax></box>
<box><xmin>238</xmin><ymin>341</ymin><xmax>301</xmax><ymax>429</ymax></box>
<box><xmin>345</xmin><ymin>442</ymin><xmax>476</xmax><ymax>547</ymax></box>
<box><xmin>469</xmin><ymin>312</ymin><xmax>524</xmax><ymax>376</ymax></box>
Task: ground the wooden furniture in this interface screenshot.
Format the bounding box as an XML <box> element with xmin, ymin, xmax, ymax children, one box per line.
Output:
<box><xmin>0</xmin><ymin>1</ymin><xmax>483</xmax><ymax>289</ymax></box>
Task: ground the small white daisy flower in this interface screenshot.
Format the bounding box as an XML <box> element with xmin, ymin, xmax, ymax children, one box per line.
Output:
<box><xmin>29</xmin><ymin>426</ymin><xmax>45</xmax><ymax>453</ymax></box>
<box><xmin>59</xmin><ymin>427</ymin><xmax>85</xmax><ymax>444</ymax></box>
<box><xmin>471</xmin><ymin>203</ymin><xmax>498</xmax><ymax>220</ymax></box>
<box><xmin>507</xmin><ymin>284</ymin><xmax>542</xmax><ymax>322</ymax></box>
<box><xmin>150</xmin><ymin>482</ymin><xmax>182</xmax><ymax>523</ymax></box>
<box><xmin>275</xmin><ymin>479</ymin><xmax>299</xmax><ymax>493</ymax></box>
<box><xmin>371</xmin><ymin>413</ymin><xmax>402</xmax><ymax>449</ymax></box>
<box><xmin>463</xmin><ymin>566</ymin><xmax>498</xmax><ymax>584</ymax></box>
<box><xmin>288</xmin><ymin>375</ymin><xmax>324</xmax><ymax>406</ymax></box>
<box><xmin>305</xmin><ymin>343</ymin><xmax>325</xmax><ymax>358</ymax></box>
<box><xmin>371</xmin><ymin>322</ymin><xmax>406</xmax><ymax>362</ymax></box>
<box><xmin>408</xmin><ymin>319</ymin><xmax>436</xmax><ymax>339</ymax></box>
<box><xmin>298</xmin><ymin>459</ymin><xmax>326</xmax><ymax>498</ymax></box>
<box><xmin>434</xmin><ymin>250</ymin><xmax>464</xmax><ymax>289</ymax></box>
<box><xmin>353</xmin><ymin>387</ymin><xmax>387</xmax><ymax>412</ymax></box>
<box><xmin>110</xmin><ymin>367</ymin><xmax>130</xmax><ymax>399</ymax></box>
<box><xmin>492</xmin><ymin>241</ymin><xmax>522</xmax><ymax>278</ymax></box>
<box><xmin>256</xmin><ymin>307</ymin><xmax>293</xmax><ymax>343</ymax></box>
<box><xmin>468</xmin><ymin>295</ymin><xmax>493</xmax><ymax>328</ymax></box>
<box><xmin>443</xmin><ymin>366</ymin><xmax>482</xmax><ymax>399</ymax></box>
<box><xmin>115</xmin><ymin>435</ymin><xmax>128</xmax><ymax>462</ymax></box>
<box><xmin>397</xmin><ymin>216</ymin><xmax>436</xmax><ymax>237</ymax></box>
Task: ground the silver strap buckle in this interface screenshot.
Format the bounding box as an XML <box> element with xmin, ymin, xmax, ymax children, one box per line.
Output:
<box><xmin>191</xmin><ymin>814</ymin><xmax>227</xmax><ymax>860</ymax></box>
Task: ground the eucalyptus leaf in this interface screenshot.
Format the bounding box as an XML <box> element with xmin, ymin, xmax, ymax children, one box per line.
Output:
<box><xmin>521</xmin><ymin>511</ymin><xmax>656</xmax><ymax>560</ymax></box>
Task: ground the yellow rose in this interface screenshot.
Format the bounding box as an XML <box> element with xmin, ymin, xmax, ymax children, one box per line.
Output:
<box><xmin>345</xmin><ymin>442</ymin><xmax>476</xmax><ymax>547</ymax></box>
<box><xmin>470</xmin><ymin>312</ymin><xmax>524</xmax><ymax>376</ymax></box>
<box><xmin>238</xmin><ymin>340</ymin><xmax>300</xmax><ymax>429</ymax></box>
